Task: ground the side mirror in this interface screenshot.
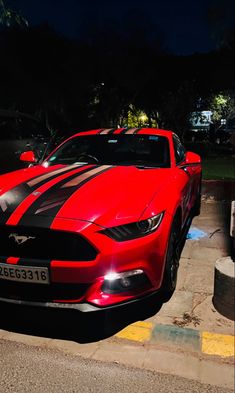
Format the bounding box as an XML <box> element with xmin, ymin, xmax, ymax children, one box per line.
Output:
<box><xmin>20</xmin><ymin>150</ymin><xmax>37</xmax><ymax>163</ymax></box>
<box><xmin>185</xmin><ymin>151</ymin><xmax>201</xmax><ymax>165</ymax></box>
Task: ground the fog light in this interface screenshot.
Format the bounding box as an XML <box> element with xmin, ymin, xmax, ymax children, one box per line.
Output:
<box><xmin>102</xmin><ymin>269</ymin><xmax>150</xmax><ymax>294</ymax></box>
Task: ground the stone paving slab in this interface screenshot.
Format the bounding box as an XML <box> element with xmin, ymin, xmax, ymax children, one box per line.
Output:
<box><xmin>153</xmin><ymin>291</ymin><xmax>194</xmax><ymax>318</ymax></box>
<box><xmin>188</xmin><ymin>294</ymin><xmax>234</xmax><ymax>335</ymax></box>
<box><xmin>191</xmin><ymin>234</ymin><xmax>229</xmax><ymax>251</ymax></box>
<box><xmin>182</xmin><ymin>246</ymin><xmax>228</xmax><ymax>264</ymax></box>
<box><xmin>178</xmin><ymin>264</ymin><xmax>214</xmax><ymax>294</ymax></box>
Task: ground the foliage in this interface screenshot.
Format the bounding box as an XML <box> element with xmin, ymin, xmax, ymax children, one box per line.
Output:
<box><xmin>202</xmin><ymin>156</ymin><xmax>235</xmax><ymax>180</ymax></box>
<box><xmin>126</xmin><ymin>105</ymin><xmax>158</xmax><ymax>128</ymax></box>
<box><xmin>209</xmin><ymin>93</ymin><xmax>235</xmax><ymax>123</ymax></box>
<box><xmin>0</xmin><ymin>0</ymin><xmax>28</xmax><ymax>29</ymax></box>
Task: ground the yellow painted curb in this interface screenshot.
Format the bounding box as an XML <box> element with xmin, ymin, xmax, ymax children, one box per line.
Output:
<box><xmin>202</xmin><ymin>331</ymin><xmax>235</xmax><ymax>358</ymax></box>
<box><xmin>115</xmin><ymin>321</ymin><xmax>153</xmax><ymax>342</ymax></box>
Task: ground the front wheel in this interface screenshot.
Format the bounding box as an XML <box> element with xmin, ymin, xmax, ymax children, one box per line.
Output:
<box><xmin>161</xmin><ymin>218</ymin><xmax>181</xmax><ymax>302</ymax></box>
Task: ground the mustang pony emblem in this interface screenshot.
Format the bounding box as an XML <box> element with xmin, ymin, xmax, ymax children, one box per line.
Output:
<box><xmin>9</xmin><ymin>233</ymin><xmax>36</xmax><ymax>245</ymax></box>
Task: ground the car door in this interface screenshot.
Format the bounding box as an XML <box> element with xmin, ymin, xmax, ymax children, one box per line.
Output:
<box><xmin>173</xmin><ymin>134</ymin><xmax>195</xmax><ymax>225</ymax></box>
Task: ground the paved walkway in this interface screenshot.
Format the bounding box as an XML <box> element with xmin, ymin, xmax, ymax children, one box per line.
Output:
<box><xmin>112</xmin><ymin>200</ymin><xmax>234</xmax><ymax>359</ymax></box>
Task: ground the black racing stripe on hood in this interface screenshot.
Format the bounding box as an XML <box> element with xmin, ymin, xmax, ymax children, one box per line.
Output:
<box><xmin>18</xmin><ymin>165</ymin><xmax>113</xmax><ymax>228</ymax></box>
<box><xmin>133</xmin><ymin>128</ymin><xmax>142</xmax><ymax>134</ymax></box>
<box><xmin>119</xmin><ymin>128</ymin><xmax>129</xmax><ymax>134</ymax></box>
<box><xmin>106</xmin><ymin>129</ymin><xmax>116</xmax><ymax>134</ymax></box>
<box><xmin>0</xmin><ymin>164</ymin><xmax>90</xmax><ymax>225</ymax></box>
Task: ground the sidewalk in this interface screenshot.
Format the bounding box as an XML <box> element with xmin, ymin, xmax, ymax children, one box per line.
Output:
<box><xmin>113</xmin><ymin>200</ymin><xmax>234</xmax><ymax>357</ymax></box>
<box><xmin>94</xmin><ymin>198</ymin><xmax>234</xmax><ymax>389</ymax></box>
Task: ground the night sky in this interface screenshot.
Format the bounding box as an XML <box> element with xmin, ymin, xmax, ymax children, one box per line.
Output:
<box><xmin>7</xmin><ymin>0</ymin><xmax>235</xmax><ymax>54</ymax></box>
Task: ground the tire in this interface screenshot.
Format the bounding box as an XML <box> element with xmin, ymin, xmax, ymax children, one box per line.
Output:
<box><xmin>161</xmin><ymin>217</ymin><xmax>181</xmax><ymax>302</ymax></box>
<box><xmin>193</xmin><ymin>193</ymin><xmax>201</xmax><ymax>216</ymax></box>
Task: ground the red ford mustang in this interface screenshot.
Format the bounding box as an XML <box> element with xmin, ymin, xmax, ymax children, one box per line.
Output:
<box><xmin>0</xmin><ymin>128</ymin><xmax>201</xmax><ymax>312</ymax></box>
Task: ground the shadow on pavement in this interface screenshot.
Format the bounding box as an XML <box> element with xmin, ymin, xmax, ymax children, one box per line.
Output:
<box><xmin>0</xmin><ymin>209</ymin><xmax>193</xmax><ymax>344</ymax></box>
<box><xmin>0</xmin><ymin>294</ymin><xmax>163</xmax><ymax>344</ymax></box>
<box><xmin>0</xmin><ymin>211</ymin><xmax>195</xmax><ymax>344</ymax></box>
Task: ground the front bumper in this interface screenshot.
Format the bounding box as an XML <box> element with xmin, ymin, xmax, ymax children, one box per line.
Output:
<box><xmin>0</xmin><ymin>213</ymin><xmax>171</xmax><ymax>308</ymax></box>
<box><xmin>0</xmin><ymin>289</ymin><xmax>160</xmax><ymax>313</ymax></box>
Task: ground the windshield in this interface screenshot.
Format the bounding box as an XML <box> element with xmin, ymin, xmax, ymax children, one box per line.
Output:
<box><xmin>46</xmin><ymin>134</ymin><xmax>170</xmax><ymax>168</ymax></box>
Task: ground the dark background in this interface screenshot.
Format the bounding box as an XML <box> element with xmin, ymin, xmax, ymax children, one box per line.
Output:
<box><xmin>14</xmin><ymin>0</ymin><xmax>235</xmax><ymax>55</ymax></box>
<box><xmin>0</xmin><ymin>0</ymin><xmax>235</xmax><ymax>139</ymax></box>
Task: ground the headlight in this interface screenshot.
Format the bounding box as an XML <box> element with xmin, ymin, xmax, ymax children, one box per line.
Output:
<box><xmin>102</xmin><ymin>269</ymin><xmax>151</xmax><ymax>293</ymax></box>
<box><xmin>101</xmin><ymin>212</ymin><xmax>164</xmax><ymax>241</ymax></box>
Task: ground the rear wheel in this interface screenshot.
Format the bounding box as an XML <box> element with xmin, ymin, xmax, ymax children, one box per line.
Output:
<box><xmin>161</xmin><ymin>217</ymin><xmax>181</xmax><ymax>302</ymax></box>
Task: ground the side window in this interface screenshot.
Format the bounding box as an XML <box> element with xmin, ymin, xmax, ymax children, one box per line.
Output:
<box><xmin>173</xmin><ymin>135</ymin><xmax>185</xmax><ymax>164</ymax></box>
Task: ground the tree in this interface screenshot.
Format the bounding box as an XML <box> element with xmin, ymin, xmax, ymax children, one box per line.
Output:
<box><xmin>0</xmin><ymin>0</ymin><xmax>28</xmax><ymax>29</ymax></box>
<box><xmin>209</xmin><ymin>93</ymin><xmax>235</xmax><ymax>125</ymax></box>
<box><xmin>207</xmin><ymin>0</ymin><xmax>235</xmax><ymax>49</ymax></box>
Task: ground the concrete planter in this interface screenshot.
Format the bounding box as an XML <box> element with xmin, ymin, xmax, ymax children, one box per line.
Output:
<box><xmin>212</xmin><ymin>256</ymin><xmax>235</xmax><ymax>321</ymax></box>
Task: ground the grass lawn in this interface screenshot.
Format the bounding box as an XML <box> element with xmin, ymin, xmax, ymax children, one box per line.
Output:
<box><xmin>184</xmin><ymin>141</ymin><xmax>235</xmax><ymax>180</ymax></box>
<box><xmin>202</xmin><ymin>156</ymin><xmax>235</xmax><ymax>180</ymax></box>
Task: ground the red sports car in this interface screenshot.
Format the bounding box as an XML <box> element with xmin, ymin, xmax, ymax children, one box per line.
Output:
<box><xmin>0</xmin><ymin>128</ymin><xmax>201</xmax><ymax>311</ymax></box>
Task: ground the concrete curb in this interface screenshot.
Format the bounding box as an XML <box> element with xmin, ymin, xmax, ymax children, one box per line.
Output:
<box><xmin>115</xmin><ymin>322</ymin><xmax>235</xmax><ymax>359</ymax></box>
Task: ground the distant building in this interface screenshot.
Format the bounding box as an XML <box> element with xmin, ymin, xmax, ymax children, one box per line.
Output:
<box><xmin>188</xmin><ymin>110</ymin><xmax>213</xmax><ymax>142</ymax></box>
<box><xmin>190</xmin><ymin>111</ymin><xmax>212</xmax><ymax>131</ymax></box>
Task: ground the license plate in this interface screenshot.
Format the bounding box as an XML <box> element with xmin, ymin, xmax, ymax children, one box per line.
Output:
<box><xmin>0</xmin><ymin>263</ymin><xmax>50</xmax><ymax>284</ymax></box>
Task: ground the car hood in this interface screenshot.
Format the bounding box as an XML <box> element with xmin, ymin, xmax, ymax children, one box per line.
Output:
<box><xmin>0</xmin><ymin>164</ymin><xmax>173</xmax><ymax>228</ymax></box>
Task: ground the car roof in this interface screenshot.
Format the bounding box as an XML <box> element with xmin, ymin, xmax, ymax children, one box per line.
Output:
<box><xmin>72</xmin><ymin>128</ymin><xmax>174</xmax><ymax>138</ymax></box>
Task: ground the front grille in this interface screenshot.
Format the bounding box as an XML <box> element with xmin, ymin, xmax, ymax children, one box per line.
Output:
<box><xmin>0</xmin><ymin>225</ymin><xmax>98</xmax><ymax>261</ymax></box>
<box><xmin>0</xmin><ymin>279</ymin><xmax>90</xmax><ymax>302</ymax></box>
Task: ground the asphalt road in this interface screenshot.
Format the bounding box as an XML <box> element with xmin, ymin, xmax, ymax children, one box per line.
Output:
<box><xmin>0</xmin><ymin>339</ymin><xmax>232</xmax><ymax>393</ymax></box>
